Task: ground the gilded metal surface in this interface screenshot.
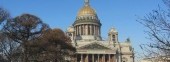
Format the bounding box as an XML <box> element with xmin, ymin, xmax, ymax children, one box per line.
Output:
<box><xmin>77</xmin><ymin>6</ymin><xmax>96</xmax><ymax>17</ymax></box>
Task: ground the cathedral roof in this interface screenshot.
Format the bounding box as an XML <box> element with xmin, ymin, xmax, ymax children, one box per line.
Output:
<box><xmin>77</xmin><ymin>5</ymin><xmax>96</xmax><ymax>17</ymax></box>
<box><xmin>78</xmin><ymin>42</ymin><xmax>112</xmax><ymax>50</ymax></box>
<box><xmin>77</xmin><ymin>0</ymin><xmax>96</xmax><ymax>17</ymax></box>
<box><xmin>73</xmin><ymin>0</ymin><xmax>101</xmax><ymax>26</ymax></box>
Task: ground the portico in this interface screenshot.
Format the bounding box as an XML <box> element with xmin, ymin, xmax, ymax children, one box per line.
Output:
<box><xmin>73</xmin><ymin>42</ymin><xmax>116</xmax><ymax>62</ymax></box>
<box><xmin>76</xmin><ymin>54</ymin><xmax>115</xmax><ymax>62</ymax></box>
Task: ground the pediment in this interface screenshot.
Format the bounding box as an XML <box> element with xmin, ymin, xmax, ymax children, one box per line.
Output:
<box><xmin>78</xmin><ymin>42</ymin><xmax>111</xmax><ymax>50</ymax></box>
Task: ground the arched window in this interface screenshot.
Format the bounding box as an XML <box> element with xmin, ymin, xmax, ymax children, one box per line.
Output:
<box><xmin>112</xmin><ymin>35</ymin><xmax>116</xmax><ymax>41</ymax></box>
<box><xmin>122</xmin><ymin>57</ymin><xmax>128</xmax><ymax>62</ymax></box>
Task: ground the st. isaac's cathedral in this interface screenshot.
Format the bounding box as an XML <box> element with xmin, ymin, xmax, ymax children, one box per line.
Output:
<box><xmin>66</xmin><ymin>0</ymin><xmax>134</xmax><ymax>62</ymax></box>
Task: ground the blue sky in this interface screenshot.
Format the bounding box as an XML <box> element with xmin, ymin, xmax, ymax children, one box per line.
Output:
<box><xmin>0</xmin><ymin>0</ymin><xmax>167</xmax><ymax>60</ymax></box>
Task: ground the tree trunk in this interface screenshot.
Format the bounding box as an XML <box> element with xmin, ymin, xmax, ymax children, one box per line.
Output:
<box><xmin>23</xmin><ymin>44</ymin><xmax>28</xmax><ymax>62</ymax></box>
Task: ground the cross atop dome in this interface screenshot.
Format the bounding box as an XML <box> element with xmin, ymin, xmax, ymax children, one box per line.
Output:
<box><xmin>85</xmin><ymin>0</ymin><xmax>90</xmax><ymax>6</ymax></box>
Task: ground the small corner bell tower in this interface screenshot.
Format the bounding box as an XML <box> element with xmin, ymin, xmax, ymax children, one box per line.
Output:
<box><xmin>67</xmin><ymin>26</ymin><xmax>75</xmax><ymax>45</ymax></box>
<box><xmin>108</xmin><ymin>27</ymin><xmax>118</xmax><ymax>44</ymax></box>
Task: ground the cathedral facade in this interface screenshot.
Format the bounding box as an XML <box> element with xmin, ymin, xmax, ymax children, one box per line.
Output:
<box><xmin>66</xmin><ymin>0</ymin><xmax>134</xmax><ymax>62</ymax></box>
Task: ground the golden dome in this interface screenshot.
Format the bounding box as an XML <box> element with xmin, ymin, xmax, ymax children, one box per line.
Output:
<box><xmin>77</xmin><ymin>5</ymin><xmax>96</xmax><ymax>17</ymax></box>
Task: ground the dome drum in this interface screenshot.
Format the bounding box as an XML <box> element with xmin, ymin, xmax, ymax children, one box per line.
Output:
<box><xmin>73</xmin><ymin>19</ymin><xmax>101</xmax><ymax>26</ymax></box>
<box><xmin>76</xmin><ymin>15</ymin><xmax>98</xmax><ymax>20</ymax></box>
<box><xmin>73</xmin><ymin>22</ymin><xmax>101</xmax><ymax>27</ymax></box>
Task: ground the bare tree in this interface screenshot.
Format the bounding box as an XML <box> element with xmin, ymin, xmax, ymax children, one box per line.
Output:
<box><xmin>28</xmin><ymin>29</ymin><xmax>76</xmax><ymax>62</ymax></box>
<box><xmin>0</xmin><ymin>33</ymin><xmax>21</xmax><ymax>62</ymax></box>
<box><xmin>2</xmin><ymin>14</ymin><xmax>49</xmax><ymax>62</ymax></box>
<box><xmin>0</xmin><ymin>7</ymin><xmax>9</xmax><ymax>24</ymax></box>
<box><xmin>163</xmin><ymin>0</ymin><xmax>170</xmax><ymax>8</ymax></box>
<box><xmin>138</xmin><ymin>0</ymin><xmax>170</xmax><ymax>61</ymax></box>
<box><xmin>0</xmin><ymin>55</ymin><xmax>7</xmax><ymax>62</ymax></box>
<box><xmin>0</xmin><ymin>8</ymin><xmax>75</xmax><ymax>62</ymax></box>
<box><xmin>0</xmin><ymin>7</ymin><xmax>16</xmax><ymax>62</ymax></box>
